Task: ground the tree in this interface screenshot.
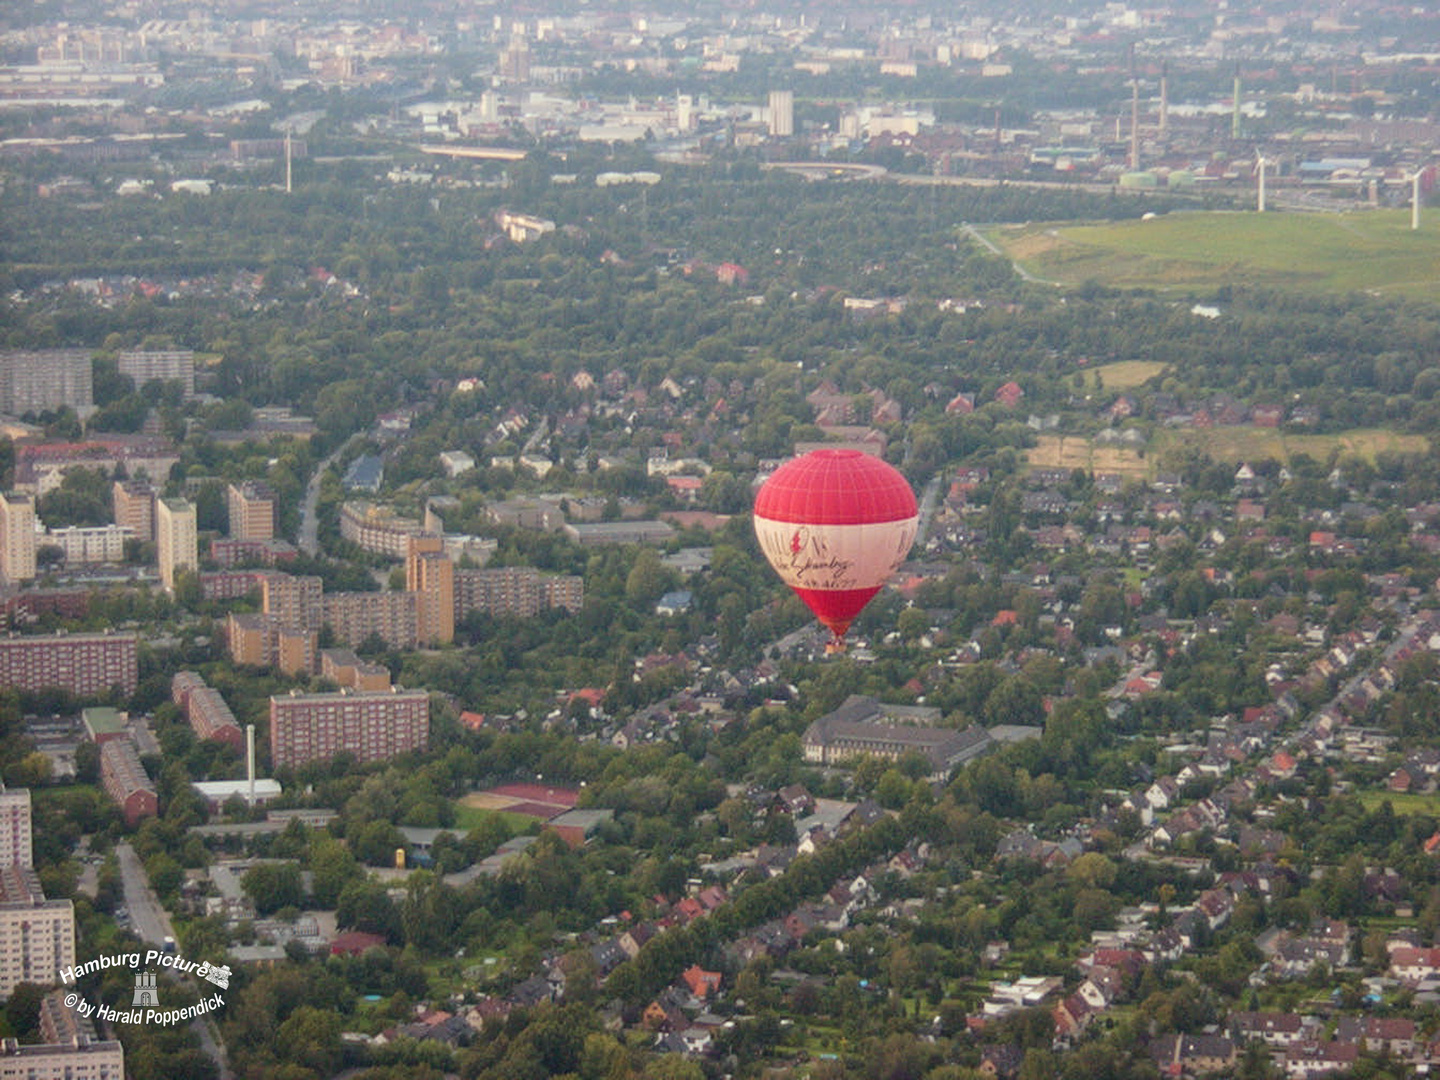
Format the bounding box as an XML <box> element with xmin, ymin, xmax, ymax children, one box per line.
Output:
<box><xmin>308</xmin><ymin>835</ymin><xmax>362</xmax><ymax>908</ymax></box>
<box><xmin>241</xmin><ymin>862</ymin><xmax>305</xmax><ymax>915</ymax></box>
<box><xmin>145</xmin><ymin>852</ymin><xmax>184</xmax><ymax>898</ymax></box>
<box><xmin>274</xmin><ymin>1005</ymin><xmax>343</xmax><ymax>1075</ymax></box>
<box><xmin>399</xmin><ymin>871</ymin><xmax>461</xmax><ymax>951</ymax></box>
<box><xmin>353</xmin><ymin>820</ymin><xmax>407</xmax><ymax>867</ymax></box>
<box><xmin>13</xmin><ymin>752</ymin><xmax>52</xmax><ymax>788</ymax></box>
<box><xmin>3</xmin><ymin>983</ymin><xmax>47</xmax><ymax>1041</ymax></box>
<box><xmin>337</xmin><ymin>880</ymin><xmax>402</xmax><ymax>942</ymax></box>
<box><xmin>1067</xmin><ymin>852</ymin><xmax>1117</xmax><ymax>890</ymax></box>
<box><xmin>625</xmin><ymin>549</ymin><xmax>675</xmax><ymax>607</ymax></box>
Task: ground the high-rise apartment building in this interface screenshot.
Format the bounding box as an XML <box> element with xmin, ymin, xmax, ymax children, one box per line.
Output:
<box><xmin>227</xmin><ymin>481</ymin><xmax>276</xmax><ymax>541</ymax></box>
<box><xmin>768</xmin><ymin>89</ymin><xmax>794</xmax><ymax>137</ymax></box>
<box><xmin>339</xmin><ymin>502</ymin><xmax>424</xmax><ymax>558</ymax></box>
<box><xmin>111</xmin><ymin>481</ymin><xmax>155</xmax><ymax>544</ymax></box>
<box><xmin>156</xmin><ymin>497</ymin><xmax>197</xmax><ymax>591</ymax></box>
<box><xmin>261</xmin><ymin>572</ymin><xmax>324</xmax><ymax>632</ymax></box>
<box><xmin>0</xmin><ymin>788</ymin><xmax>31</xmax><ymax>868</ymax></box>
<box><xmin>0</xmin><ymin>350</ymin><xmax>93</xmax><ymax>416</ymax></box>
<box><xmin>455</xmin><ymin>566</ymin><xmax>583</xmax><ymax>619</ymax></box>
<box><xmin>0</xmin><ymin>633</ymin><xmax>138</xmax><ymax>696</ymax></box>
<box><xmin>407</xmin><ymin>535</ymin><xmax>454</xmax><ymax>646</ymax></box>
<box><xmin>499</xmin><ymin>36</ymin><xmax>531</xmax><ymax>81</ymax></box>
<box><xmin>0</xmin><ymin>493</ymin><xmax>36</xmax><ymax>585</ymax></box>
<box><xmin>322</xmin><ymin>591</ymin><xmax>418</xmax><ymax>650</ymax></box>
<box><xmin>23</xmin><ymin>989</ymin><xmax>126</xmax><ymax>1079</ymax></box>
<box><xmin>226</xmin><ymin>613</ymin><xmax>315</xmax><ymax>676</ymax></box>
<box><xmin>270</xmin><ymin>689</ymin><xmax>429</xmax><ymax>769</ymax></box>
<box><xmin>0</xmin><ymin>866</ymin><xmax>74</xmax><ymax>997</ymax></box>
<box><xmin>116</xmin><ymin>348</ymin><xmax>195</xmax><ymax>400</ymax></box>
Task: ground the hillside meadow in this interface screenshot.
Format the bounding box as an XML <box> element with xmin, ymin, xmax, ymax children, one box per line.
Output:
<box><xmin>989</xmin><ymin>208</ymin><xmax>1440</xmax><ymax>299</ymax></box>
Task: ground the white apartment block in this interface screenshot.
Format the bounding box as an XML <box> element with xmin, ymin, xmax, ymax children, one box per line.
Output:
<box><xmin>0</xmin><ymin>788</ymin><xmax>30</xmax><ymax>868</ymax></box>
<box><xmin>156</xmin><ymin>497</ymin><xmax>197</xmax><ymax>591</ymax></box>
<box><xmin>0</xmin><ymin>350</ymin><xmax>93</xmax><ymax>416</ymax></box>
<box><xmin>115</xmin><ymin>349</ymin><xmax>195</xmax><ymax>399</ymax></box>
<box><xmin>0</xmin><ymin>867</ymin><xmax>74</xmax><ymax>998</ymax></box>
<box><xmin>42</xmin><ymin>524</ymin><xmax>130</xmax><ymax>565</ymax></box>
<box><xmin>0</xmin><ymin>1038</ymin><xmax>123</xmax><ymax>1080</ymax></box>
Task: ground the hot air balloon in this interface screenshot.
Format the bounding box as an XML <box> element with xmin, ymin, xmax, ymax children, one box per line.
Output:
<box><xmin>753</xmin><ymin>449</ymin><xmax>919</xmax><ymax>652</ymax></box>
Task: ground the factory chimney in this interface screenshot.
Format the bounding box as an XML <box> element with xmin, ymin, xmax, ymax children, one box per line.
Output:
<box><xmin>247</xmin><ymin>724</ymin><xmax>257</xmax><ymax>807</ymax></box>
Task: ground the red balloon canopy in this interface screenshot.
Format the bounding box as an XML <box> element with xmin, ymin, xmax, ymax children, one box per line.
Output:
<box><xmin>753</xmin><ymin>449</ymin><xmax>919</xmax><ymax>648</ymax></box>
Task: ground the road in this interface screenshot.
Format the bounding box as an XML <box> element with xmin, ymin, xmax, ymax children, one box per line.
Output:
<box><xmin>116</xmin><ymin>844</ymin><xmax>233</xmax><ymax>1079</ymax></box>
<box><xmin>913</xmin><ymin>471</ymin><xmax>943</xmax><ymax>551</ymax></box>
<box><xmin>298</xmin><ymin>444</ymin><xmax>346</xmax><ymax>556</ymax></box>
<box><xmin>115</xmin><ymin>842</ymin><xmax>175</xmax><ymax>948</ymax></box>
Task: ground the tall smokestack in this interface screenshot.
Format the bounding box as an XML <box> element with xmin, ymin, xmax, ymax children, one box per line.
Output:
<box><xmin>1232</xmin><ymin>67</ymin><xmax>1242</xmax><ymax>140</ymax></box>
<box><xmin>247</xmin><ymin>724</ymin><xmax>256</xmax><ymax>807</ymax></box>
<box><xmin>284</xmin><ymin>132</ymin><xmax>292</xmax><ymax>194</ymax></box>
<box><xmin>1131</xmin><ymin>81</ymin><xmax>1140</xmax><ymax>170</ymax></box>
<box><xmin>1160</xmin><ymin>61</ymin><xmax>1169</xmax><ymax>137</ymax></box>
<box><xmin>1129</xmin><ymin>44</ymin><xmax>1139</xmax><ymax>171</ymax></box>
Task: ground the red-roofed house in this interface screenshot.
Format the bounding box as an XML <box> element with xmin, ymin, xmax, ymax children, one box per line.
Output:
<box><xmin>995</xmin><ymin>381</ymin><xmax>1025</xmax><ymax>407</ymax></box>
<box><xmin>1390</xmin><ymin>946</ymin><xmax>1440</xmax><ymax>984</ymax></box>
<box><xmin>330</xmin><ymin>931</ymin><xmax>388</xmax><ymax>956</ymax></box>
<box><xmin>666</xmin><ymin>475</ymin><xmax>703</xmax><ymax>500</ymax></box>
<box><xmin>946</xmin><ymin>392</ymin><xmax>975</xmax><ymax>415</ymax></box>
<box><xmin>682</xmin><ymin>965</ymin><xmax>722</xmax><ymax>1000</ymax></box>
<box><xmin>1052</xmin><ymin>993</ymin><xmax>1095</xmax><ymax>1038</ymax></box>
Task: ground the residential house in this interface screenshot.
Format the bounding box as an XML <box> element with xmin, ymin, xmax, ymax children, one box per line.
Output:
<box><xmin>1229</xmin><ymin>1011</ymin><xmax>1314</xmax><ymax>1049</ymax></box>
<box><xmin>1148</xmin><ymin>1034</ymin><xmax>1236</xmax><ymax>1076</ymax></box>
<box><xmin>1283</xmin><ymin>1041</ymin><xmax>1358</xmax><ymax>1078</ymax></box>
<box><xmin>681</xmin><ymin>966</ymin><xmax>722</xmax><ymax>1001</ymax></box>
<box><xmin>1332</xmin><ymin>1016</ymin><xmax>1415</xmax><ymax>1057</ymax></box>
<box><xmin>1052</xmin><ymin>992</ymin><xmax>1096</xmax><ymax>1039</ymax></box>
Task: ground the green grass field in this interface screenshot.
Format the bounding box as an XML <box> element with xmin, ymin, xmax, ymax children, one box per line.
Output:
<box><xmin>991</xmin><ymin>210</ymin><xmax>1440</xmax><ymax>298</ymax></box>
<box><xmin>452</xmin><ymin>805</ymin><xmax>539</xmax><ymax>833</ymax></box>
<box><xmin>1092</xmin><ymin>360</ymin><xmax>1167</xmax><ymax>390</ymax></box>
<box><xmin>1357</xmin><ymin>790</ymin><xmax>1440</xmax><ymax>816</ymax></box>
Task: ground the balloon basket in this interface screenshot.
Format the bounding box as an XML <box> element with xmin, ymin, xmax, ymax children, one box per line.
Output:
<box><xmin>824</xmin><ymin>638</ymin><xmax>847</xmax><ymax>656</ymax></box>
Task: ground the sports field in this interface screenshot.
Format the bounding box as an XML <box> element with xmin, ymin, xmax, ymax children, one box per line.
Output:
<box><xmin>454</xmin><ymin>782</ymin><xmax>580</xmax><ymax>830</ymax></box>
<box><xmin>990</xmin><ymin>209</ymin><xmax>1440</xmax><ymax>298</ymax></box>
